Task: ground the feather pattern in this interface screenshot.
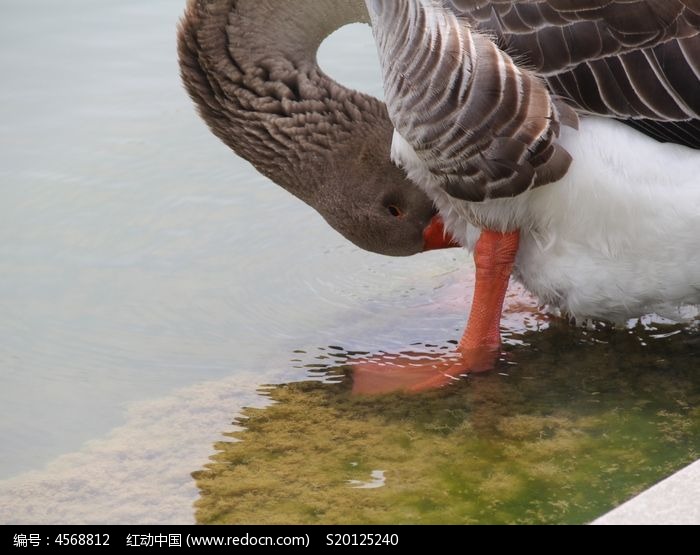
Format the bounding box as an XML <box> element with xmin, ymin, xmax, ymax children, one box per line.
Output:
<box><xmin>447</xmin><ymin>1</ymin><xmax>700</xmax><ymax>145</ymax></box>
<box><xmin>366</xmin><ymin>0</ymin><xmax>577</xmax><ymax>203</ymax></box>
<box><xmin>368</xmin><ymin>0</ymin><xmax>700</xmax><ymax>204</ymax></box>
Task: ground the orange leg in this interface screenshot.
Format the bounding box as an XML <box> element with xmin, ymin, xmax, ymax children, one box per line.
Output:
<box><xmin>457</xmin><ymin>229</ymin><xmax>521</xmax><ymax>369</ymax></box>
<box><xmin>398</xmin><ymin>229</ymin><xmax>521</xmax><ymax>392</ymax></box>
<box><xmin>352</xmin><ymin>229</ymin><xmax>521</xmax><ymax>395</ymax></box>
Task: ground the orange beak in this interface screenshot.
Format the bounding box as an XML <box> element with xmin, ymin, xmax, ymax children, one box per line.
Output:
<box><xmin>423</xmin><ymin>214</ymin><xmax>460</xmax><ymax>251</ymax></box>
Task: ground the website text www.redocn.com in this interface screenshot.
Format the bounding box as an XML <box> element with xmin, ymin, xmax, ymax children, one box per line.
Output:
<box><xmin>187</xmin><ymin>534</ymin><xmax>309</xmax><ymax>548</ymax></box>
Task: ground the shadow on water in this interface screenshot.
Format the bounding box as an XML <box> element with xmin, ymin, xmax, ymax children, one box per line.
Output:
<box><xmin>193</xmin><ymin>321</ymin><xmax>699</xmax><ymax>524</ymax></box>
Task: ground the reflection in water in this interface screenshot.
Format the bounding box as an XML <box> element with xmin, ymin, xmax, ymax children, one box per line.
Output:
<box><xmin>194</xmin><ymin>322</ymin><xmax>699</xmax><ymax>524</ymax></box>
<box><xmin>288</xmin><ymin>278</ymin><xmax>548</xmax><ymax>381</ymax></box>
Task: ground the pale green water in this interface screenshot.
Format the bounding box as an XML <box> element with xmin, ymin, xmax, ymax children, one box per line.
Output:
<box><xmin>0</xmin><ymin>0</ymin><xmax>697</xmax><ymax>525</ymax></box>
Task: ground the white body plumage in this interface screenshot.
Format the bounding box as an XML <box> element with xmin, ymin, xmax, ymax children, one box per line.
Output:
<box><xmin>393</xmin><ymin>117</ymin><xmax>700</xmax><ymax>323</ymax></box>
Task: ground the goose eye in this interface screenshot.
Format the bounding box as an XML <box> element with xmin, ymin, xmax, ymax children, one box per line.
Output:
<box><xmin>387</xmin><ymin>205</ymin><xmax>403</xmax><ymax>218</ymax></box>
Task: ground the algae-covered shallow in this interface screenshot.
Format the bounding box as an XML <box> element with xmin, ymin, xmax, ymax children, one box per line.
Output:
<box><xmin>194</xmin><ymin>323</ymin><xmax>699</xmax><ymax>524</ymax></box>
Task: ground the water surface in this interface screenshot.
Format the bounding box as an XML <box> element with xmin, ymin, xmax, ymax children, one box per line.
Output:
<box><xmin>196</xmin><ymin>324</ymin><xmax>700</xmax><ymax>524</ymax></box>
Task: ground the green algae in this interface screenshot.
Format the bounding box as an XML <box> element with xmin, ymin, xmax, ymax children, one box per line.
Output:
<box><xmin>194</xmin><ymin>323</ymin><xmax>700</xmax><ymax>524</ymax></box>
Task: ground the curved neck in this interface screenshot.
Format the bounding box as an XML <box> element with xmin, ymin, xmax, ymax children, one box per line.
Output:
<box><xmin>231</xmin><ymin>0</ymin><xmax>369</xmax><ymax>68</ymax></box>
<box><xmin>180</xmin><ymin>0</ymin><xmax>384</xmax><ymax>207</ymax></box>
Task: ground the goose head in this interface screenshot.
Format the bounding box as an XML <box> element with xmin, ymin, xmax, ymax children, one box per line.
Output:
<box><xmin>313</xmin><ymin>126</ymin><xmax>457</xmax><ymax>256</ymax></box>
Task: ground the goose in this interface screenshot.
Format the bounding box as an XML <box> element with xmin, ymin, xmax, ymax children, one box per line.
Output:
<box><xmin>178</xmin><ymin>0</ymin><xmax>700</xmax><ymax>390</ymax></box>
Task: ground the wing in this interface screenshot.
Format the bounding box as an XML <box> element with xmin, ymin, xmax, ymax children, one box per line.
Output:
<box><xmin>367</xmin><ymin>1</ymin><xmax>578</xmax><ymax>202</ymax></box>
<box><xmin>448</xmin><ymin>1</ymin><xmax>700</xmax><ymax>146</ymax></box>
<box><xmin>448</xmin><ymin>0</ymin><xmax>700</xmax><ymax>74</ymax></box>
